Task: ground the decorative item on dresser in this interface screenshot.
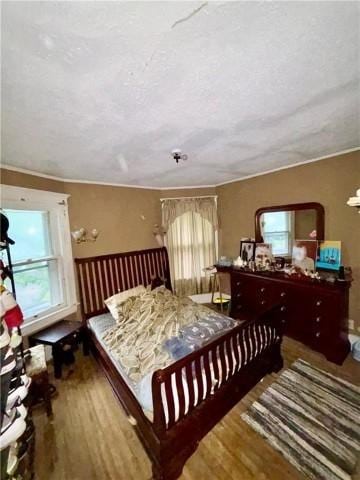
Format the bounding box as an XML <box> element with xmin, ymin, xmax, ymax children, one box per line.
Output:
<box><xmin>222</xmin><ymin>267</ymin><xmax>351</xmax><ymax>365</ymax></box>
<box><xmin>75</xmin><ymin>247</ymin><xmax>284</xmax><ymax>480</ymax></box>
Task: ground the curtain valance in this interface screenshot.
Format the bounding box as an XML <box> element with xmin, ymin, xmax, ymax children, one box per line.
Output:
<box><xmin>162</xmin><ymin>197</ymin><xmax>218</xmax><ymax>230</ymax></box>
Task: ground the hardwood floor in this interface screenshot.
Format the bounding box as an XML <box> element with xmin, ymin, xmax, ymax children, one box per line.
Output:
<box><xmin>33</xmin><ymin>337</ymin><xmax>360</xmax><ymax>480</ymax></box>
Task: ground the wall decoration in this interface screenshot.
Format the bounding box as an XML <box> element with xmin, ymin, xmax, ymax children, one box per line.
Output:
<box><xmin>255</xmin><ymin>243</ymin><xmax>272</xmax><ymax>266</ymax></box>
<box><xmin>71</xmin><ymin>227</ymin><xmax>99</xmax><ymax>244</ymax></box>
<box><xmin>316</xmin><ymin>241</ymin><xmax>342</xmax><ymax>271</ymax></box>
<box><xmin>240</xmin><ymin>241</ymin><xmax>256</xmax><ymax>262</ymax></box>
<box><xmin>292</xmin><ymin>240</ymin><xmax>318</xmax><ymax>272</ymax></box>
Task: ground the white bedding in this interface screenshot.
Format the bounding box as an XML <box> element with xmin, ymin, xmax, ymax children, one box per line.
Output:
<box><xmin>88</xmin><ymin>312</ymin><xmax>278</xmax><ymax>424</ymax></box>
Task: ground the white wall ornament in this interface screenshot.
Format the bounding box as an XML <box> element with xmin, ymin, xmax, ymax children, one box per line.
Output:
<box><xmin>347</xmin><ymin>188</ymin><xmax>360</xmax><ymax>213</ymax></box>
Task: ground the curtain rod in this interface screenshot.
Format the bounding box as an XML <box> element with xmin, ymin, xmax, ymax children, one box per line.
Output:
<box><xmin>160</xmin><ymin>195</ymin><xmax>217</xmax><ymax>202</ymax></box>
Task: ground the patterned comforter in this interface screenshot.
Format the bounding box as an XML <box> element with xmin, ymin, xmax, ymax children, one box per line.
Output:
<box><xmin>102</xmin><ymin>286</ymin><xmax>238</xmax><ymax>384</ymax></box>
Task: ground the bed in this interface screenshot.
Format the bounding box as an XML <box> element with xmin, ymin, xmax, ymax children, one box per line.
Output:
<box><xmin>75</xmin><ymin>247</ymin><xmax>284</xmax><ymax>480</ymax></box>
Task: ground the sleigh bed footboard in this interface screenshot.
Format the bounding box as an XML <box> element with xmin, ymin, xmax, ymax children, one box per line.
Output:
<box><xmin>150</xmin><ymin>309</ymin><xmax>283</xmax><ymax>479</ymax></box>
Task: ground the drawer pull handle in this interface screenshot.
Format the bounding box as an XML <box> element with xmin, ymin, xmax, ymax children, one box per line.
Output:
<box><xmin>281</xmin><ymin>319</ymin><xmax>286</xmax><ymax>324</ymax></box>
<box><xmin>315</xmin><ymin>332</ymin><xmax>320</xmax><ymax>338</ymax></box>
<box><xmin>236</xmin><ymin>281</ymin><xmax>241</xmax><ymax>286</ymax></box>
<box><xmin>261</xmin><ymin>300</ymin><xmax>266</xmax><ymax>305</ymax></box>
<box><xmin>280</xmin><ymin>292</ymin><xmax>286</xmax><ymax>297</ymax></box>
<box><xmin>315</xmin><ymin>317</ymin><xmax>321</xmax><ymax>323</ymax></box>
<box><xmin>280</xmin><ymin>306</ymin><xmax>286</xmax><ymax>312</ymax></box>
<box><xmin>236</xmin><ymin>293</ymin><xmax>241</xmax><ymax>298</ymax></box>
<box><xmin>260</xmin><ymin>287</ymin><xmax>266</xmax><ymax>293</ymax></box>
<box><xmin>237</xmin><ymin>304</ymin><xmax>243</xmax><ymax>310</ymax></box>
<box><xmin>316</xmin><ymin>300</ymin><xmax>322</xmax><ymax>307</ymax></box>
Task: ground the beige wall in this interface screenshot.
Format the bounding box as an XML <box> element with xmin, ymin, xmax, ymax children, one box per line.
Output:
<box><xmin>217</xmin><ymin>150</ymin><xmax>360</xmax><ymax>329</ymax></box>
<box><xmin>64</xmin><ymin>183</ymin><xmax>161</xmax><ymax>258</ymax></box>
<box><xmin>1</xmin><ymin>168</ymin><xmax>65</xmax><ymax>193</ymax></box>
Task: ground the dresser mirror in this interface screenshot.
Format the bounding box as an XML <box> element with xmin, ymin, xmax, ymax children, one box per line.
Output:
<box><xmin>255</xmin><ymin>202</ymin><xmax>325</xmax><ymax>258</ymax></box>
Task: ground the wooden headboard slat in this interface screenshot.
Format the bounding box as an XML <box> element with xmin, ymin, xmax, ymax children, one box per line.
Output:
<box><xmin>75</xmin><ymin>247</ymin><xmax>171</xmax><ymax>320</ymax></box>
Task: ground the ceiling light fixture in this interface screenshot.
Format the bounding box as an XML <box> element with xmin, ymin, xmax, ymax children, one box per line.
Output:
<box><xmin>171</xmin><ymin>148</ymin><xmax>188</xmax><ymax>164</ymax></box>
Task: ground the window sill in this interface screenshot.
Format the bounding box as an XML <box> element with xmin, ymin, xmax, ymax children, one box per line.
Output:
<box><xmin>22</xmin><ymin>304</ymin><xmax>78</xmax><ymax>337</ymax></box>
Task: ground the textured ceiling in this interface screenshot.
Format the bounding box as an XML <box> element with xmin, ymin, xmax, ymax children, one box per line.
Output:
<box><xmin>1</xmin><ymin>1</ymin><xmax>359</xmax><ymax>188</ymax></box>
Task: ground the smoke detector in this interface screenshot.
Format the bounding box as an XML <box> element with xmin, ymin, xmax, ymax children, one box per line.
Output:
<box><xmin>171</xmin><ymin>149</ymin><xmax>188</xmax><ymax>163</ymax></box>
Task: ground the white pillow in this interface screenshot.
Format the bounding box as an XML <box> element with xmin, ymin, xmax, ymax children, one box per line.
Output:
<box><xmin>104</xmin><ymin>285</ymin><xmax>146</xmax><ymax>320</ymax></box>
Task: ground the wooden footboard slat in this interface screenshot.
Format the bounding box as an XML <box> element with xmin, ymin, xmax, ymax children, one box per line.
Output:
<box><xmin>218</xmin><ymin>342</ymin><xmax>227</xmax><ymax>386</ymax></box>
<box><xmin>203</xmin><ymin>351</ymin><xmax>212</xmax><ymax>398</ymax></box>
<box><xmin>164</xmin><ymin>376</ymin><xmax>176</xmax><ymax>427</ymax></box>
<box><xmin>194</xmin><ymin>357</ymin><xmax>203</xmax><ymax>405</ymax></box>
<box><xmin>233</xmin><ymin>333</ymin><xmax>241</xmax><ymax>372</ymax></box>
<box><xmin>175</xmin><ymin>368</ymin><xmax>186</xmax><ymax>421</ymax></box>
<box><xmin>226</xmin><ymin>337</ymin><xmax>233</xmax><ymax>378</ymax></box>
<box><xmin>185</xmin><ymin>362</ymin><xmax>195</xmax><ymax>410</ymax></box>
<box><xmin>211</xmin><ymin>346</ymin><xmax>220</xmax><ymax>392</ymax></box>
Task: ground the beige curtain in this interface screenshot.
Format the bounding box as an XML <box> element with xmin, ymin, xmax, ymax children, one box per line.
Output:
<box><xmin>162</xmin><ymin>198</ymin><xmax>218</xmax><ymax>296</ymax></box>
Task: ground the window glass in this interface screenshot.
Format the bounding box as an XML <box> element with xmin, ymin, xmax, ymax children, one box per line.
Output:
<box><xmin>3</xmin><ymin>209</ymin><xmax>61</xmax><ymax>320</ymax></box>
<box><xmin>262</xmin><ymin>211</ymin><xmax>289</xmax><ymax>233</ymax></box>
<box><xmin>6</xmin><ymin>261</ymin><xmax>55</xmax><ymax>317</ymax></box>
<box><xmin>3</xmin><ymin>209</ymin><xmax>51</xmax><ymax>262</ymax></box>
<box><xmin>262</xmin><ymin>211</ymin><xmax>292</xmax><ymax>256</ymax></box>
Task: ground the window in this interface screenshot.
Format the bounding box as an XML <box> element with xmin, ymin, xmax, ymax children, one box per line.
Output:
<box><xmin>162</xmin><ymin>196</ymin><xmax>218</xmax><ymax>296</ymax></box>
<box><xmin>262</xmin><ymin>211</ymin><xmax>294</xmax><ymax>256</ymax></box>
<box><xmin>1</xmin><ymin>186</ymin><xmax>76</xmax><ymax>334</ymax></box>
<box><xmin>169</xmin><ymin>211</ymin><xmax>216</xmax><ymax>281</ymax></box>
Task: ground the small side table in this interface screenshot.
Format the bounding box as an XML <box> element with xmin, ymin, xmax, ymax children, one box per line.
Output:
<box><xmin>29</xmin><ymin>320</ymin><xmax>88</xmax><ymax>379</ymax></box>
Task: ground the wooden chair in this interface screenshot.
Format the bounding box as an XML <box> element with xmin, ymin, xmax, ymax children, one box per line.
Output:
<box><xmin>26</xmin><ymin>345</ymin><xmax>53</xmax><ymax>417</ymax></box>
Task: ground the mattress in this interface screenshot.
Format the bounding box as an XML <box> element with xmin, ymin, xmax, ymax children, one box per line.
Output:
<box><xmin>88</xmin><ymin>313</ymin><xmax>158</xmax><ymax>420</ymax></box>
<box><xmin>88</xmin><ymin>311</ymin><xmax>279</xmax><ymax>424</ymax></box>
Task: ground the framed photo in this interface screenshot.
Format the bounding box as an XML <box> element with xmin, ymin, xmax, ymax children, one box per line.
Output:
<box><xmin>292</xmin><ymin>240</ymin><xmax>318</xmax><ymax>272</ymax></box>
<box><xmin>254</xmin><ymin>243</ymin><xmax>272</xmax><ymax>265</ymax></box>
<box><xmin>316</xmin><ymin>241</ymin><xmax>341</xmax><ymax>271</ymax></box>
<box><xmin>240</xmin><ymin>241</ymin><xmax>256</xmax><ymax>262</ymax></box>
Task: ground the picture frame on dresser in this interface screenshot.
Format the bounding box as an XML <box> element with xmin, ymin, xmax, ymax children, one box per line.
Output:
<box><xmin>292</xmin><ymin>240</ymin><xmax>318</xmax><ymax>272</ymax></box>
<box><xmin>316</xmin><ymin>240</ymin><xmax>342</xmax><ymax>271</ymax></box>
<box><xmin>240</xmin><ymin>241</ymin><xmax>256</xmax><ymax>262</ymax></box>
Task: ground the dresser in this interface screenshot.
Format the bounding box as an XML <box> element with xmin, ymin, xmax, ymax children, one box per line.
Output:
<box><xmin>222</xmin><ymin>267</ymin><xmax>351</xmax><ymax>365</ymax></box>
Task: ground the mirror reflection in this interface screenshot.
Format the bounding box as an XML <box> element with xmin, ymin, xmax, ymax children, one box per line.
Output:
<box><xmin>260</xmin><ymin>209</ymin><xmax>317</xmax><ymax>257</ymax></box>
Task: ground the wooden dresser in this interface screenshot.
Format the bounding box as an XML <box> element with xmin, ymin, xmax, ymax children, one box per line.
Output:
<box><xmin>222</xmin><ymin>267</ymin><xmax>351</xmax><ymax>364</ymax></box>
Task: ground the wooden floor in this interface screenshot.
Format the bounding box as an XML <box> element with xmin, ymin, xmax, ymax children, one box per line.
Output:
<box><xmin>33</xmin><ymin>337</ymin><xmax>360</xmax><ymax>480</ymax></box>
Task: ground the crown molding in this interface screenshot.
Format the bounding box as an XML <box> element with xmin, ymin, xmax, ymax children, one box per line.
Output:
<box><xmin>1</xmin><ymin>147</ymin><xmax>358</xmax><ymax>191</ymax></box>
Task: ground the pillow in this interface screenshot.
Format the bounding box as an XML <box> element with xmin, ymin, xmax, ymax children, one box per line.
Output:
<box><xmin>104</xmin><ymin>285</ymin><xmax>146</xmax><ymax>320</ymax></box>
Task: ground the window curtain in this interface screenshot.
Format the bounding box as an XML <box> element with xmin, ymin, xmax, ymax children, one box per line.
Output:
<box><xmin>162</xmin><ymin>197</ymin><xmax>218</xmax><ymax>296</ymax></box>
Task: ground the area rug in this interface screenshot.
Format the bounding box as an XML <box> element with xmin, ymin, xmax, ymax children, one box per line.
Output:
<box><xmin>241</xmin><ymin>359</ymin><xmax>360</xmax><ymax>480</ymax></box>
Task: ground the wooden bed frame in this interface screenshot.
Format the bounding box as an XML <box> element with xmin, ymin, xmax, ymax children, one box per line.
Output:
<box><xmin>75</xmin><ymin>247</ymin><xmax>284</xmax><ymax>480</ymax></box>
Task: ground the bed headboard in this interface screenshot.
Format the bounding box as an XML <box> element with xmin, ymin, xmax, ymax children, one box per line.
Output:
<box><xmin>75</xmin><ymin>247</ymin><xmax>171</xmax><ymax>321</ymax></box>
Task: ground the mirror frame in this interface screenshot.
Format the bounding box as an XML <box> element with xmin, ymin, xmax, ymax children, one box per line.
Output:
<box><xmin>255</xmin><ymin>202</ymin><xmax>325</xmax><ymax>243</ymax></box>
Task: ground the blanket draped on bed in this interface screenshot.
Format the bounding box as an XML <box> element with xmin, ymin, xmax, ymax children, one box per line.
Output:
<box><xmin>102</xmin><ymin>287</ymin><xmax>237</xmax><ymax>383</ymax></box>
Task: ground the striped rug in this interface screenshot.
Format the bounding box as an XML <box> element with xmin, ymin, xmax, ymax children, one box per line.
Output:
<box><xmin>241</xmin><ymin>359</ymin><xmax>360</xmax><ymax>480</ymax></box>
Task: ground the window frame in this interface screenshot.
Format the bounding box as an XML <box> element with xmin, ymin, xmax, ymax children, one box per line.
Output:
<box><xmin>1</xmin><ymin>185</ymin><xmax>77</xmax><ymax>335</ymax></box>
